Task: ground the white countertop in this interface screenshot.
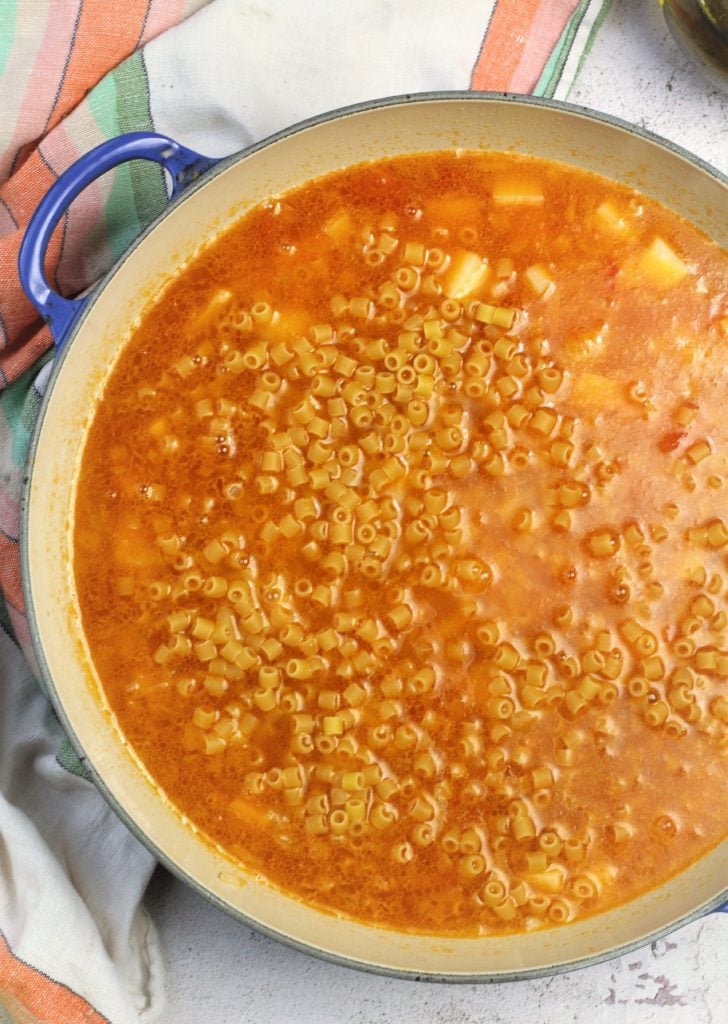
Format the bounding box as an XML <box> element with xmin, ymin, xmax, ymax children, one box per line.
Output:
<box><xmin>147</xmin><ymin>2</ymin><xmax>728</xmax><ymax>1021</ymax></box>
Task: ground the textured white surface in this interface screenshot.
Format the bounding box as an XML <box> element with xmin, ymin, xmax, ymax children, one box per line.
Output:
<box><xmin>569</xmin><ymin>0</ymin><xmax>728</xmax><ymax>175</ymax></box>
<box><xmin>146</xmin><ymin>1</ymin><xmax>728</xmax><ymax>1020</ymax></box>
<box><xmin>146</xmin><ymin>871</ymin><xmax>726</xmax><ymax>1024</ymax></box>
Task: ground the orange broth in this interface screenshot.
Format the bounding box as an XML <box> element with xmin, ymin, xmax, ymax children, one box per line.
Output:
<box><xmin>74</xmin><ymin>151</ymin><xmax>728</xmax><ymax>934</ymax></box>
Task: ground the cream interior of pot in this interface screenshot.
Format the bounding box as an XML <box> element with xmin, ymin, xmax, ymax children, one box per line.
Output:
<box><xmin>25</xmin><ymin>97</ymin><xmax>728</xmax><ymax>979</ymax></box>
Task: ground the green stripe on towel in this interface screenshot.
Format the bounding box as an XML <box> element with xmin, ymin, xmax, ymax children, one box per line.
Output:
<box><xmin>87</xmin><ymin>52</ymin><xmax>166</xmax><ymax>262</ymax></box>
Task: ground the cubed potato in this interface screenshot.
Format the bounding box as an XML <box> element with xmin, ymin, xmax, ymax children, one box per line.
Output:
<box><xmin>637</xmin><ymin>237</ymin><xmax>690</xmax><ymax>288</ymax></box>
<box><xmin>443</xmin><ymin>250</ymin><xmax>489</xmax><ymax>299</ymax></box>
<box><xmin>206</xmin><ymin>287</ymin><xmax>233</xmax><ymax>312</ymax></box>
<box><xmin>524</xmin><ymin>263</ymin><xmax>555</xmax><ymax>297</ymax></box>
<box><xmin>114</xmin><ymin>533</ymin><xmax>162</xmax><ymax>568</ymax></box>
<box><xmin>188</xmin><ymin>287</ymin><xmax>233</xmax><ymax>332</ymax></box>
<box><xmin>269</xmin><ymin>308</ymin><xmax>312</xmax><ymax>339</ymax></box>
<box><xmin>424</xmin><ymin>194</ymin><xmax>482</xmax><ymax>224</ymax></box>
<box><xmin>322</xmin><ymin>209</ymin><xmax>353</xmax><ymax>242</ymax></box>
<box><xmin>492</xmin><ymin>176</ymin><xmax>544</xmax><ymax>206</ymax></box>
<box><xmin>594</xmin><ymin>200</ymin><xmax>631</xmax><ymax>236</ymax></box>
<box><xmin>229</xmin><ymin>798</ymin><xmax>270</xmax><ymax>827</ymax></box>
<box><xmin>570</xmin><ymin>373</ymin><xmax>623</xmax><ymax>406</ymax></box>
<box><xmin>148</xmin><ymin>416</ymin><xmax>169</xmax><ymax>438</ymax></box>
<box><xmin>494</xmin><ymin>258</ymin><xmax>514</xmax><ymax>279</ymax></box>
<box><xmin>563</xmin><ymin>331</ymin><xmax>606</xmax><ymax>364</ymax></box>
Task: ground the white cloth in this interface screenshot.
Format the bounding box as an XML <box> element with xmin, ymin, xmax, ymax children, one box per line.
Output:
<box><xmin>0</xmin><ymin>629</ymin><xmax>163</xmax><ymax>1022</ymax></box>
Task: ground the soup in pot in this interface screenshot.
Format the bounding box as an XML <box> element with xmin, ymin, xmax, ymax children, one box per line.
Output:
<box><xmin>74</xmin><ymin>151</ymin><xmax>728</xmax><ymax>935</ymax></box>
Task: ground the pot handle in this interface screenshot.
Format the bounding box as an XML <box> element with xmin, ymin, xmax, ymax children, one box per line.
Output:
<box><xmin>18</xmin><ymin>132</ymin><xmax>218</xmax><ymax>353</ymax></box>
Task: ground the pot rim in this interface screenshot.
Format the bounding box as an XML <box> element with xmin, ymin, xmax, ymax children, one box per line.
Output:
<box><xmin>20</xmin><ymin>89</ymin><xmax>728</xmax><ymax>983</ymax></box>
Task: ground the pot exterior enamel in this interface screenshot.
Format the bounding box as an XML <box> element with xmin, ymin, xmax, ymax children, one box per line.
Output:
<box><xmin>22</xmin><ymin>94</ymin><xmax>728</xmax><ymax>981</ymax></box>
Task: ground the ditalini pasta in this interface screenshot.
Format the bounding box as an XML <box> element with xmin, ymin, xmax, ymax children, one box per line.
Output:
<box><xmin>75</xmin><ymin>151</ymin><xmax>728</xmax><ymax>935</ymax></box>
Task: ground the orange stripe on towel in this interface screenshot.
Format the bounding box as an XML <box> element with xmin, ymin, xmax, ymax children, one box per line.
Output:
<box><xmin>0</xmin><ymin>932</ymin><xmax>110</xmax><ymax>1024</ymax></box>
<box><xmin>1</xmin><ymin>151</ymin><xmax>58</xmax><ymax>227</ymax></box>
<box><xmin>0</xmin><ymin>532</ymin><xmax>25</xmax><ymax>614</ymax></box>
<box><xmin>45</xmin><ymin>0</ymin><xmax>151</xmax><ymax>136</ymax></box>
<box><xmin>471</xmin><ymin>0</ymin><xmax>578</xmax><ymax>93</ymax></box>
<box><xmin>0</xmin><ymin>325</ymin><xmax>53</xmax><ymax>386</ymax></box>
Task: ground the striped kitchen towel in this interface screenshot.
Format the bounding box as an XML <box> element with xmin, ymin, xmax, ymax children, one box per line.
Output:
<box><xmin>0</xmin><ymin>2</ymin><xmax>612</xmax><ymax>1021</ymax></box>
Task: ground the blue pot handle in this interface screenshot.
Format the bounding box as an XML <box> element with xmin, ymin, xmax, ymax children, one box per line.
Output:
<box><xmin>18</xmin><ymin>132</ymin><xmax>218</xmax><ymax>353</ymax></box>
